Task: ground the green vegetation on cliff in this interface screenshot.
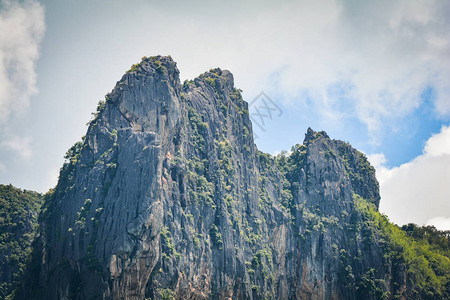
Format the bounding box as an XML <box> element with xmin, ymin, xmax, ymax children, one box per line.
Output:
<box><xmin>0</xmin><ymin>184</ymin><xmax>43</xmax><ymax>299</ymax></box>
<box><xmin>354</xmin><ymin>195</ymin><xmax>450</xmax><ymax>299</ymax></box>
<box><xmin>9</xmin><ymin>56</ymin><xmax>450</xmax><ymax>300</ymax></box>
<box><xmin>401</xmin><ymin>223</ymin><xmax>450</xmax><ymax>259</ymax></box>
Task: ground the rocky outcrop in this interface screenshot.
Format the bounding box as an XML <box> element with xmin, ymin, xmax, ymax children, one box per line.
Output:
<box><xmin>18</xmin><ymin>56</ymin><xmax>449</xmax><ymax>300</ymax></box>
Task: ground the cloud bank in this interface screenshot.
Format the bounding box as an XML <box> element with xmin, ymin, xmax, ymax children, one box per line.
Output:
<box><xmin>371</xmin><ymin>126</ymin><xmax>450</xmax><ymax>230</ymax></box>
<box><xmin>426</xmin><ymin>217</ymin><xmax>450</xmax><ymax>231</ymax></box>
<box><xmin>0</xmin><ymin>133</ymin><xmax>32</xmax><ymax>159</ymax></box>
<box><xmin>143</xmin><ymin>0</ymin><xmax>450</xmax><ymax>137</ymax></box>
<box><xmin>0</xmin><ymin>0</ymin><xmax>45</xmax><ymax>122</ymax></box>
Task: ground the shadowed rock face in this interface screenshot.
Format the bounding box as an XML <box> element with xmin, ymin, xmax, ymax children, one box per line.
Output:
<box><xmin>20</xmin><ymin>56</ymin><xmax>398</xmax><ymax>300</ymax></box>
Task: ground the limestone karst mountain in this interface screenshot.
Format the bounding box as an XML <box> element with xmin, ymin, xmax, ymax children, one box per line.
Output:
<box><xmin>10</xmin><ymin>56</ymin><xmax>449</xmax><ymax>299</ymax></box>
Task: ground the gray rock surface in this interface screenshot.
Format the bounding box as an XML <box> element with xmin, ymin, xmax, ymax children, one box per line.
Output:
<box><xmin>19</xmin><ymin>56</ymin><xmax>409</xmax><ymax>299</ymax></box>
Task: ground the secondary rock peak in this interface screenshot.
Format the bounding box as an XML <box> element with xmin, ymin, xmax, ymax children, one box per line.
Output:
<box><xmin>194</xmin><ymin>67</ymin><xmax>235</xmax><ymax>90</ymax></box>
<box><xmin>303</xmin><ymin>127</ymin><xmax>330</xmax><ymax>144</ymax></box>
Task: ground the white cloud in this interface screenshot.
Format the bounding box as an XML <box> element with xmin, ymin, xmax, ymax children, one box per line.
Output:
<box><xmin>367</xmin><ymin>153</ymin><xmax>387</xmax><ymax>169</ymax></box>
<box><xmin>371</xmin><ymin>125</ymin><xmax>450</xmax><ymax>230</ymax></box>
<box><xmin>0</xmin><ymin>134</ymin><xmax>32</xmax><ymax>159</ymax></box>
<box><xmin>0</xmin><ymin>0</ymin><xmax>45</xmax><ymax>122</ymax></box>
<box><xmin>426</xmin><ymin>217</ymin><xmax>450</xmax><ymax>231</ymax></box>
<box><xmin>424</xmin><ymin>126</ymin><xmax>450</xmax><ymax>156</ymax></box>
<box><xmin>147</xmin><ymin>0</ymin><xmax>450</xmax><ymax>138</ymax></box>
<box><xmin>44</xmin><ymin>167</ymin><xmax>59</xmax><ymax>192</ymax></box>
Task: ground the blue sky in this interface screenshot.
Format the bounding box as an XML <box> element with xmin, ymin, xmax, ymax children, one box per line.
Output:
<box><xmin>253</xmin><ymin>86</ymin><xmax>444</xmax><ymax>168</ymax></box>
<box><xmin>0</xmin><ymin>0</ymin><xmax>449</xmax><ymax>229</ymax></box>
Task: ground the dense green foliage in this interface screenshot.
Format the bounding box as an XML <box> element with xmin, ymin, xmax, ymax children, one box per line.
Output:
<box><xmin>273</xmin><ymin>144</ymin><xmax>306</xmax><ymax>212</ymax></box>
<box><xmin>0</xmin><ymin>185</ymin><xmax>43</xmax><ymax>299</ymax></box>
<box><xmin>401</xmin><ymin>223</ymin><xmax>450</xmax><ymax>259</ymax></box>
<box><xmin>354</xmin><ymin>195</ymin><xmax>450</xmax><ymax>299</ymax></box>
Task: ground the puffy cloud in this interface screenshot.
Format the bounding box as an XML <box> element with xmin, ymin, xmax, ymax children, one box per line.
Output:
<box><xmin>366</xmin><ymin>153</ymin><xmax>387</xmax><ymax>171</ymax></box>
<box><xmin>426</xmin><ymin>217</ymin><xmax>450</xmax><ymax>231</ymax></box>
<box><xmin>424</xmin><ymin>126</ymin><xmax>450</xmax><ymax>156</ymax></box>
<box><xmin>0</xmin><ymin>134</ymin><xmax>32</xmax><ymax>159</ymax></box>
<box><xmin>370</xmin><ymin>126</ymin><xmax>450</xmax><ymax>229</ymax></box>
<box><xmin>0</xmin><ymin>0</ymin><xmax>45</xmax><ymax>122</ymax></box>
<box><xmin>44</xmin><ymin>167</ymin><xmax>59</xmax><ymax>191</ymax></box>
<box><xmin>153</xmin><ymin>0</ymin><xmax>450</xmax><ymax>136</ymax></box>
<box><xmin>21</xmin><ymin>0</ymin><xmax>445</xmax><ymax>142</ymax></box>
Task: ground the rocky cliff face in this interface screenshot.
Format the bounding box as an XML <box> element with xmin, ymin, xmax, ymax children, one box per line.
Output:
<box><xmin>19</xmin><ymin>56</ymin><xmax>449</xmax><ymax>300</ymax></box>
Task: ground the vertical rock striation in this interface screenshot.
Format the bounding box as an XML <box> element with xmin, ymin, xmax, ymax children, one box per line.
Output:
<box><xmin>19</xmin><ymin>56</ymin><xmax>449</xmax><ymax>300</ymax></box>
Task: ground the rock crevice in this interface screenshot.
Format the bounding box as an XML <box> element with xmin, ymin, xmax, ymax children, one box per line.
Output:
<box><xmin>18</xmin><ymin>56</ymin><xmax>446</xmax><ymax>300</ymax></box>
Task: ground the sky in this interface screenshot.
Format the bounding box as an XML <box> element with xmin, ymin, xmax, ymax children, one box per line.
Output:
<box><xmin>0</xmin><ymin>0</ymin><xmax>449</xmax><ymax>229</ymax></box>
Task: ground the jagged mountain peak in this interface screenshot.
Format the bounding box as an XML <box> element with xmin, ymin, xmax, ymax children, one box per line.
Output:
<box><xmin>126</xmin><ymin>55</ymin><xmax>179</xmax><ymax>78</ymax></box>
<box><xmin>17</xmin><ymin>56</ymin><xmax>449</xmax><ymax>300</ymax></box>
<box><xmin>303</xmin><ymin>127</ymin><xmax>330</xmax><ymax>144</ymax></box>
<box><xmin>195</xmin><ymin>67</ymin><xmax>234</xmax><ymax>88</ymax></box>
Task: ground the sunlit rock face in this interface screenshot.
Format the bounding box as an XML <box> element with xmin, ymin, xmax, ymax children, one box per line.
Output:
<box><xmin>20</xmin><ymin>56</ymin><xmax>413</xmax><ymax>300</ymax></box>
